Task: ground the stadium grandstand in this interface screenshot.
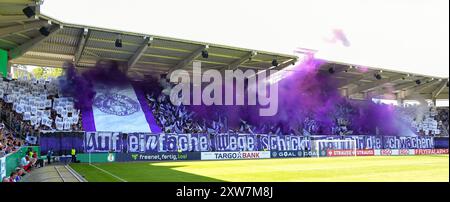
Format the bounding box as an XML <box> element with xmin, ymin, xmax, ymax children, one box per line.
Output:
<box><xmin>0</xmin><ymin>0</ymin><xmax>448</xmax><ymax>183</ymax></box>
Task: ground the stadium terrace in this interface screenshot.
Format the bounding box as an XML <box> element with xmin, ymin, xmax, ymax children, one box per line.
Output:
<box><xmin>0</xmin><ymin>0</ymin><xmax>448</xmax><ymax>183</ymax></box>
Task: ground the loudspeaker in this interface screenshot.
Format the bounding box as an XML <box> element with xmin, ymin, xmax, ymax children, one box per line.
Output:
<box><xmin>115</xmin><ymin>38</ymin><xmax>122</xmax><ymax>48</ymax></box>
<box><xmin>201</xmin><ymin>50</ymin><xmax>209</xmax><ymax>59</ymax></box>
<box><xmin>39</xmin><ymin>27</ymin><xmax>50</xmax><ymax>36</ymax></box>
<box><xmin>328</xmin><ymin>67</ymin><xmax>335</xmax><ymax>74</ymax></box>
<box><xmin>22</xmin><ymin>6</ymin><xmax>35</xmax><ymax>18</ymax></box>
<box><xmin>272</xmin><ymin>59</ymin><xmax>279</xmax><ymax>67</ymax></box>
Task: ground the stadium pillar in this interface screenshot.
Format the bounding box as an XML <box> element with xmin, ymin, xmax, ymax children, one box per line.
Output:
<box><xmin>396</xmin><ymin>93</ymin><xmax>404</xmax><ymax>106</ymax></box>
<box><xmin>363</xmin><ymin>92</ymin><xmax>372</xmax><ymax>100</ymax></box>
<box><xmin>398</xmin><ymin>99</ymin><xmax>404</xmax><ymax>106</ymax></box>
<box><xmin>8</xmin><ymin>61</ymin><xmax>13</xmax><ymax>78</ymax></box>
<box><xmin>340</xmin><ymin>88</ymin><xmax>349</xmax><ymax>98</ymax></box>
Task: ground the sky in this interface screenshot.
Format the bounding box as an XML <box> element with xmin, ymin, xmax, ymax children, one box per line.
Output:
<box><xmin>41</xmin><ymin>0</ymin><xmax>449</xmax><ymax>78</ymax></box>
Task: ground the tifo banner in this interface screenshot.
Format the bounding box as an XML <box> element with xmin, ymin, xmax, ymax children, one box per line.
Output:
<box><xmin>312</xmin><ymin>135</ymin><xmax>434</xmax><ymax>149</ymax></box>
<box><xmin>127</xmin><ymin>133</ymin><xmax>210</xmax><ymax>153</ymax></box>
<box><xmin>381</xmin><ymin>136</ymin><xmax>434</xmax><ymax>149</ymax></box>
<box><xmin>82</xmin><ymin>133</ymin><xmax>439</xmax><ymax>153</ymax></box>
<box><xmin>201</xmin><ymin>151</ymin><xmax>271</xmax><ymax>160</ymax></box>
<box><xmin>83</xmin><ymin>133</ymin><xmax>210</xmax><ymax>153</ymax></box>
<box><xmin>115</xmin><ymin>152</ymin><xmax>201</xmax><ymax>162</ymax></box>
<box><xmin>83</xmin><ymin>132</ymin><xmax>124</xmax><ymax>152</ymax></box>
<box><xmin>82</xmin><ymin>83</ymin><xmax>160</xmax><ymax>133</ymax></box>
<box><xmin>212</xmin><ymin>134</ymin><xmax>310</xmax><ymax>151</ymax></box>
<box><xmin>211</xmin><ymin>135</ymin><xmax>434</xmax><ymax>151</ymax></box>
<box><xmin>339</xmin><ymin>136</ymin><xmax>382</xmax><ymax>149</ymax></box>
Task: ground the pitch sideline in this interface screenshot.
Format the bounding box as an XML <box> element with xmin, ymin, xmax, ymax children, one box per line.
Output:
<box><xmin>89</xmin><ymin>164</ymin><xmax>128</xmax><ymax>182</ymax></box>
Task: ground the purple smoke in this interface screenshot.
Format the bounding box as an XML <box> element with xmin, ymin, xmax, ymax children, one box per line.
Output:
<box><xmin>58</xmin><ymin>61</ymin><xmax>131</xmax><ymax>110</ymax></box>
<box><xmin>58</xmin><ymin>62</ymin><xmax>95</xmax><ymax>110</ymax></box>
<box><xmin>184</xmin><ymin>57</ymin><xmax>411</xmax><ymax>136</ymax></box>
<box><xmin>57</xmin><ymin>58</ymin><xmax>412</xmax><ymax>136</ymax></box>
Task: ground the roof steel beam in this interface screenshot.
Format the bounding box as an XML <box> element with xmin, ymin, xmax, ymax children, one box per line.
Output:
<box><xmin>127</xmin><ymin>36</ymin><xmax>153</xmax><ymax>70</ymax></box>
<box><xmin>337</xmin><ymin>71</ymin><xmax>375</xmax><ymax>88</ymax></box>
<box><xmin>222</xmin><ymin>51</ymin><xmax>257</xmax><ymax>71</ymax></box>
<box><xmin>0</xmin><ymin>14</ymin><xmax>29</xmax><ymax>23</ymax></box>
<box><xmin>74</xmin><ymin>28</ymin><xmax>90</xmax><ymax>65</ymax></box>
<box><xmin>167</xmin><ymin>45</ymin><xmax>208</xmax><ymax>73</ymax></box>
<box><xmin>8</xmin><ymin>24</ymin><xmax>61</xmax><ymax>59</ymax></box>
<box><xmin>273</xmin><ymin>58</ymin><xmax>297</xmax><ymax>71</ymax></box>
<box><xmin>349</xmin><ymin>75</ymin><xmax>404</xmax><ymax>95</ymax></box>
<box><xmin>403</xmin><ymin>79</ymin><xmax>441</xmax><ymax>99</ymax></box>
<box><xmin>242</xmin><ymin>58</ymin><xmax>298</xmax><ymax>81</ymax></box>
<box><xmin>0</xmin><ymin>20</ymin><xmax>49</xmax><ymax>38</ymax></box>
<box><xmin>432</xmin><ymin>80</ymin><xmax>448</xmax><ymax>99</ymax></box>
<box><xmin>393</xmin><ymin>81</ymin><xmax>420</xmax><ymax>92</ymax></box>
<box><xmin>320</xmin><ymin>64</ymin><xmax>350</xmax><ymax>75</ymax></box>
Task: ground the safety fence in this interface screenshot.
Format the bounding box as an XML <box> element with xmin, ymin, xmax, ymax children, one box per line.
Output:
<box><xmin>37</xmin><ymin>131</ymin><xmax>448</xmax><ymax>156</ymax></box>
<box><xmin>0</xmin><ymin>146</ymin><xmax>40</xmax><ymax>179</ymax></box>
<box><xmin>2</xmin><ymin>146</ymin><xmax>447</xmax><ymax>178</ymax></box>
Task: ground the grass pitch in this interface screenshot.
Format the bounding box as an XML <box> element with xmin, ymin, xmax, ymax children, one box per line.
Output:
<box><xmin>70</xmin><ymin>155</ymin><xmax>449</xmax><ymax>182</ymax></box>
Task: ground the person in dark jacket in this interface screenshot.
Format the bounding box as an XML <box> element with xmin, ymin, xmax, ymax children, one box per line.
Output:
<box><xmin>47</xmin><ymin>148</ymin><xmax>53</xmax><ymax>165</ymax></box>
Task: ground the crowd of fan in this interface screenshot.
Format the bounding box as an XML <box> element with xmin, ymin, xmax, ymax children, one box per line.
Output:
<box><xmin>0</xmin><ymin>123</ymin><xmax>24</xmax><ymax>158</ymax></box>
<box><xmin>147</xmin><ymin>92</ymin><xmax>336</xmax><ymax>136</ymax></box>
<box><xmin>396</xmin><ymin>104</ymin><xmax>449</xmax><ymax>136</ymax></box>
<box><xmin>148</xmin><ymin>93</ymin><xmax>203</xmax><ymax>134</ymax></box>
<box><xmin>0</xmin><ymin>77</ymin><xmax>83</xmax><ymax>136</ymax></box>
<box><xmin>1</xmin><ymin>73</ymin><xmax>448</xmax><ymax>139</ymax></box>
<box><xmin>0</xmin><ymin>123</ymin><xmax>42</xmax><ymax>183</ymax></box>
<box><xmin>1</xmin><ymin>100</ymin><xmax>39</xmax><ymax>140</ymax></box>
<box><xmin>436</xmin><ymin>107</ymin><xmax>449</xmax><ymax>136</ymax></box>
<box><xmin>1</xmin><ymin>146</ymin><xmax>42</xmax><ymax>183</ymax></box>
<box><xmin>147</xmin><ymin>79</ymin><xmax>310</xmax><ymax>135</ymax></box>
<box><xmin>0</xmin><ymin>76</ymin><xmax>80</xmax><ymax>183</ymax></box>
<box><xmin>148</xmin><ymin>92</ymin><xmax>257</xmax><ymax>134</ymax></box>
<box><xmin>147</xmin><ymin>88</ymin><xmax>449</xmax><ymax>137</ymax></box>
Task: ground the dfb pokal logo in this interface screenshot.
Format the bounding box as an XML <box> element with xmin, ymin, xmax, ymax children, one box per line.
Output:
<box><xmin>94</xmin><ymin>93</ymin><xmax>140</xmax><ymax>116</ymax></box>
<box><xmin>107</xmin><ymin>153</ymin><xmax>115</xmax><ymax>162</ymax></box>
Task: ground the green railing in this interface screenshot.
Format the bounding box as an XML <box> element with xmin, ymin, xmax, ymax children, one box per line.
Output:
<box><xmin>0</xmin><ymin>146</ymin><xmax>40</xmax><ymax>179</ymax></box>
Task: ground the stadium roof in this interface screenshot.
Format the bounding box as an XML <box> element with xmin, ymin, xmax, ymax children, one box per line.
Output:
<box><xmin>0</xmin><ymin>0</ymin><xmax>298</xmax><ymax>75</ymax></box>
<box><xmin>1</xmin><ymin>0</ymin><xmax>448</xmax><ymax>101</ymax></box>
<box><xmin>317</xmin><ymin>59</ymin><xmax>449</xmax><ymax>101</ymax></box>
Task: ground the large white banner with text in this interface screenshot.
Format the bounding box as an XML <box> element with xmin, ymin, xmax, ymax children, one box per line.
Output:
<box><xmin>91</xmin><ymin>84</ymin><xmax>151</xmax><ymax>133</ymax></box>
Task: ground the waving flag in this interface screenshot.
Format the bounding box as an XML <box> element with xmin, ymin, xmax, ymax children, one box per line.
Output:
<box><xmin>82</xmin><ymin>82</ymin><xmax>161</xmax><ymax>133</ymax></box>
